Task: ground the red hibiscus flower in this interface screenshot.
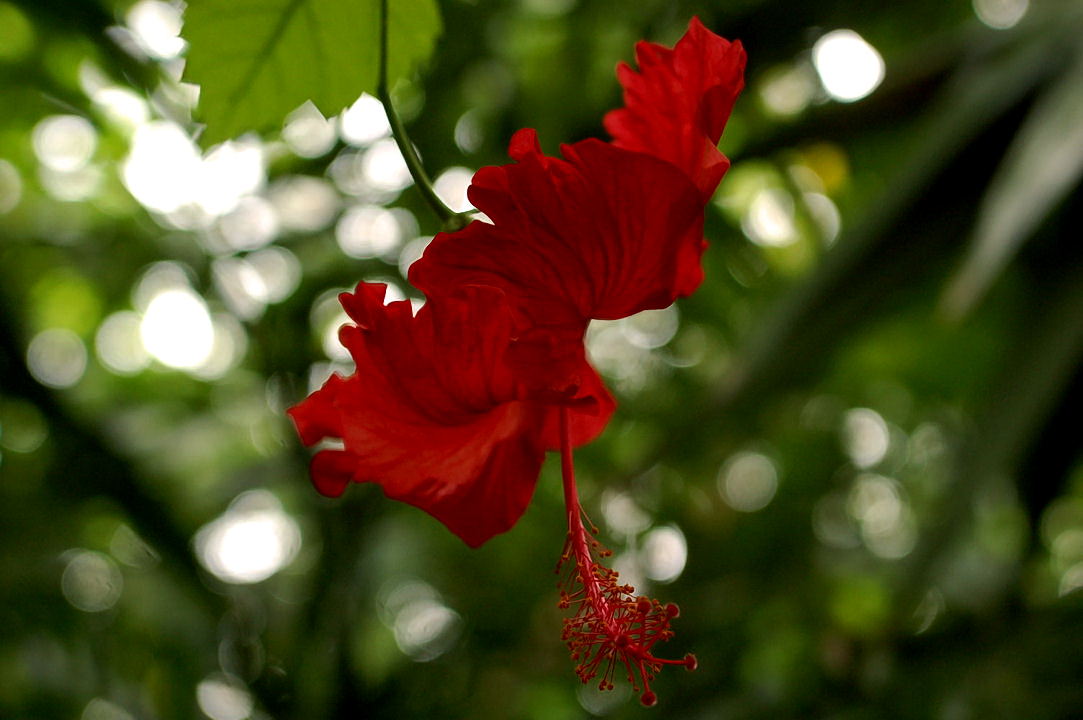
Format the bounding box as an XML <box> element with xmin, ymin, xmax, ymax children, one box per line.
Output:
<box><xmin>291</xmin><ymin>16</ymin><xmax>745</xmax><ymax>705</ymax></box>
<box><xmin>605</xmin><ymin>16</ymin><xmax>747</xmax><ymax>202</ymax></box>
<box><xmin>288</xmin><ymin>282</ymin><xmax>613</xmax><ymax>548</ymax></box>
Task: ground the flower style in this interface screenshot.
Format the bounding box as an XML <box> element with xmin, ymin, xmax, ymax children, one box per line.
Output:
<box><xmin>555</xmin><ymin>410</ymin><xmax>698</xmax><ymax>706</ymax></box>
<box><xmin>290</xmin><ymin>16</ymin><xmax>744</xmax><ymax>705</ymax></box>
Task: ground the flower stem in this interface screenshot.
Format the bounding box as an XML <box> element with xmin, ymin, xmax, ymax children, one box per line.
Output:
<box><xmin>377</xmin><ymin>0</ymin><xmax>470</xmax><ymax>233</ymax></box>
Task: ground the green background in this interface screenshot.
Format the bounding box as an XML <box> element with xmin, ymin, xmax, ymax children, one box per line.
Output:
<box><xmin>2</xmin><ymin>0</ymin><xmax>1082</xmax><ymax>718</ymax></box>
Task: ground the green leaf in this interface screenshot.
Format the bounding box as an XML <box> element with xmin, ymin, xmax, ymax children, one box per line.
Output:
<box><xmin>182</xmin><ymin>0</ymin><xmax>442</xmax><ymax>145</ymax></box>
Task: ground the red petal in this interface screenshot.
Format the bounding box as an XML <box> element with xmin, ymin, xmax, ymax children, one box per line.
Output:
<box><xmin>409</xmin><ymin>138</ymin><xmax>704</xmax><ymax>362</ymax></box>
<box><xmin>289</xmin><ymin>282</ymin><xmax>554</xmax><ymax>547</ymax></box>
<box><xmin>310</xmin><ymin>449</ymin><xmax>355</xmax><ymax>497</ymax></box>
<box><xmin>287</xmin><ymin>373</ymin><xmax>348</xmax><ymax>446</ymax></box>
<box><xmin>604</xmin><ymin>17</ymin><xmax>746</xmax><ymax>201</ymax></box>
<box><xmin>539</xmin><ymin>359</ymin><xmax>616</xmax><ymax>450</ymax></box>
<box><xmin>374</xmin><ymin>415</ymin><xmax>546</xmax><ymax>548</ymax></box>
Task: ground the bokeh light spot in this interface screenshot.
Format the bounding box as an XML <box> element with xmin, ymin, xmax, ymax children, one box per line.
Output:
<box><xmin>1060</xmin><ymin>562</ymin><xmax>1083</xmax><ymax>597</ymax></box>
<box><xmin>601</xmin><ymin>490</ymin><xmax>651</xmax><ymax>538</ymax></box>
<box><xmin>122</xmin><ymin>121</ymin><xmax>201</xmax><ymax>214</ymax></box>
<box><xmin>196</xmin><ymin>674</ymin><xmax>254</xmax><ymax>720</ymax></box>
<box><xmin>39</xmin><ymin>164</ymin><xmax>103</xmax><ymax>202</ymax></box>
<box><xmin>194</xmin><ymin>490</ymin><xmax>301</xmax><ymax>584</ymax></box>
<box><xmin>82</xmin><ymin>698</ymin><xmax>135</xmax><ymax>720</ymax></box>
<box><xmin>813</xmin><ymin>493</ymin><xmax>862</xmax><ymax>549</ymax></box>
<box><xmin>393</xmin><ymin>598</ymin><xmax>461</xmax><ymax>662</ymax></box>
<box><xmin>848</xmin><ymin>473</ymin><xmax>917</xmax><ymax>559</ymax></box>
<box><xmin>196</xmin><ymin>139</ymin><xmax>265</xmax><ymax>216</ymax></box>
<box><xmin>268</xmin><ymin>175</ymin><xmax>339</xmax><ymax>232</ymax></box>
<box><xmin>193</xmin><ymin>313</ymin><xmax>247</xmax><ymax>380</ymax></box>
<box><xmin>397</xmin><ymin>236</ymin><xmax>432</xmax><ymax>278</ymax></box>
<box><xmin>586</xmin><ymin>320</ymin><xmax>658</xmax><ymax>392</ymax></box>
<box><xmin>453</xmin><ymin>111</ymin><xmax>483</xmax><ymax>153</ymax></box>
<box><xmin>215</xmin><ymin>195</ymin><xmax>279</xmax><ymax>252</ymax></box>
<box><xmin>719</xmin><ymin>452</ymin><xmax>779</xmax><ymax>512</ymax></box>
<box><xmin>126</xmin><ymin>0</ymin><xmax>186</xmax><ymax>60</ymax></box>
<box><xmin>973</xmin><ymin>0</ymin><xmax>1029</xmax><ymax>29</ymax></box>
<box><xmin>759</xmin><ymin>64</ymin><xmax>816</xmax><ymax>116</ymax></box>
<box><xmin>213</xmin><ymin>257</ymin><xmax>271</xmax><ymax>320</ymax></box>
<box><xmin>132</xmin><ymin>262</ymin><xmax>189</xmax><ymax>310</ymax></box>
<box><xmin>140</xmin><ymin>288</ymin><xmax>215</xmax><ymax>370</ymax></box>
<box><xmin>642</xmin><ymin>526</ymin><xmax>688</xmax><ymax>583</ymax></box>
<box><xmin>804</xmin><ymin>191</ymin><xmax>841</xmax><ymax>245</ymax></box>
<box><xmin>96</xmin><ymin>310</ymin><xmax>152</xmax><ymax>375</ymax></box>
<box><xmin>362</xmin><ymin>138</ymin><xmax>413</xmax><ymax>193</ymax></box>
<box><xmin>122</xmin><ymin>124</ymin><xmax>263</xmax><ymax>219</ymax></box>
<box><xmin>339</xmin><ymin>92</ymin><xmax>391</xmax><ymax>146</ymax></box>
<box><xmin>33</xmin><ymin>115</ymin><xmax>97</xmax><ymax>172</ymax></box>
<box><xmin>433</xmin><ymin>166</ymin><xmax>475</xmax><ymax>213</ymax></box>
<box><xmin>327</xmin><ymin>149</ymin><xmax>369</xmax><ymax>196</ymax></box>
<box><xmin>621</xmin><ymin>306</ymin><xmax>679</xmax><ymax>349</ymax></box>
<box><xmin>336</xmin><ymin>205</ymin><xmax>403</xmax><ymax>260</ymax></box>
<box><xmin>91</xmin><ymin>86</ymin><xmax>151</xmax><ymax>132</ymax></box>
<box><xmin>842</xmin><ymin>408</ymin><xmax>890</xmax><ymax>468</ymax></box>
<box><xmin>61</xmin><ymin>550</ymin><xmax>123</xmax><ymax>613</ymax></box>
<box><xmin>27</xmin><ymin>328</ymin><xmax>87</xmax><ymax>388</ymax></box>
<box><xmin>109</xmin><ymin>524</ymin><xmax>159</xmax><ymax>569</ymax></box>
<box><xmin>0</xmin><ymin>158</ymin><xmax>22</xmax><ymax>213</ymax></box>
<box><xmin>612</xmin><ymin>551</ymin><xmax>647</xmax><ymax>599</ymax></box>
<box><xmin>311</xmin><ymin>291</ymin><xmax>352</xmax><ymax>363</ymax></box>
<box><xmin>379</xmin><ymin>578</ymin><xmax>461</xmax><ymax>662</ymax></box>
<box><xmin>283</xmin><ymin>101</ymin><xmax>337</xmax><ymax>158</ymax></box>
<box><xmin>743</xmin><ymin>188</ymin><xmax>798</xmax><ymax>247</ymax></box>
<box><xmin>247</xmin><ymin>246</ymin><xmax>301</xmax><ymax>303</ymax></box>
<box><xmin>812</xmin><ymin>29</ymin><xmax>885</xmax><ymax>102</ymax></box>
<box><xmin>578</xmin><ymin>681</ymin><xmax>632</xmax><ymax>715</ymax></box>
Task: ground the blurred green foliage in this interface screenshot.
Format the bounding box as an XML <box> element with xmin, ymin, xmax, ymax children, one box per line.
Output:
<box><xmin>2</xmin><ymin>0</ymin><xmax>1083</xmax><ymax>718</ymax></box>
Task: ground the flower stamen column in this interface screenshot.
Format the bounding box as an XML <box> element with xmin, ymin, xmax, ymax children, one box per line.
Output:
<box><xmin>557</xmin><ymin>408</ymin><xmax>697</xmax><ymax>707</ymax></box>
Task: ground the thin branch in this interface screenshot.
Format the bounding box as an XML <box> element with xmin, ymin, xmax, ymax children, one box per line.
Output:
<box><xmin>377</xmin><ymin>0</ymin><xmax>470</xmax><ymax>232</ymax></box>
